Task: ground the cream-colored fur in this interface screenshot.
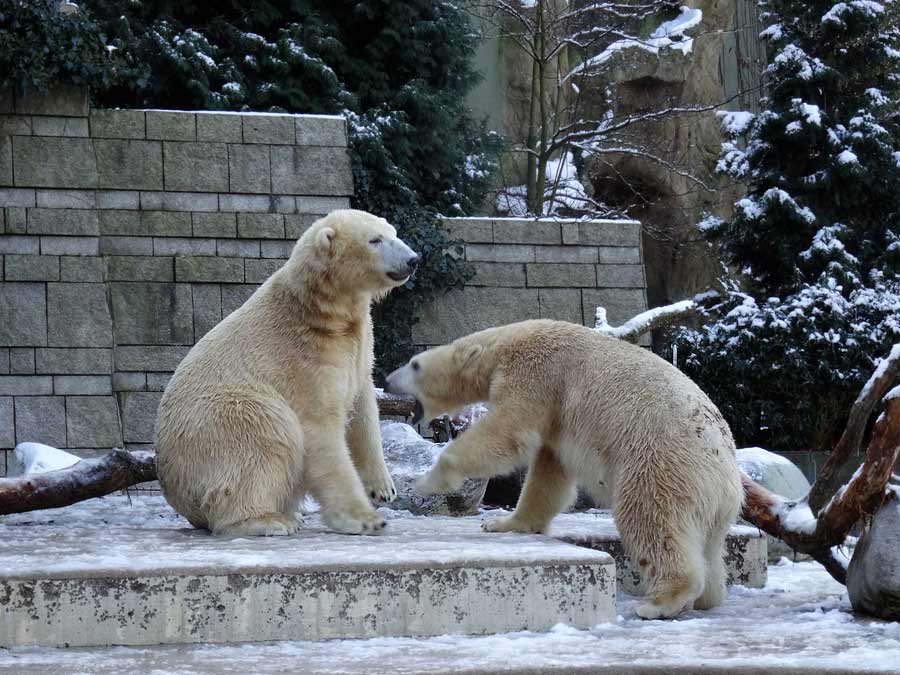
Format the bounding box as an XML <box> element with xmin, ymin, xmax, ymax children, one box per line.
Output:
<box><xmin>155</xmin><ymin>209</ymin><xmax>419</xmax><ymax>537</ymax></box>
<box><xmin>385</xmin><ymin>320</ymin><xmax>743</xmax><ymax>619</ymax></box>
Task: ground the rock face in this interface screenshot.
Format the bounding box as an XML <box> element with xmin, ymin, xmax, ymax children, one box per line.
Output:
<box><xmin>737</xmin><ymin>447</ymin><xmax>811</xmax><ymax>561</ymax></box>
<box><xmin>847</xmin><ymin>491</ymin><xmax>900</xmax><ymax>620</ymax></box>
<box><xmin>379</xmin><ymin>421</ymin><xmax>488</xmax><ymax>516</ymax></box>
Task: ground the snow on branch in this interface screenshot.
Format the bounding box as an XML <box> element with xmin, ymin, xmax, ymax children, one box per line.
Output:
<box><xmin>594</xmin><ymin>292</ymin><xmax>716</xmax><ymax>342</ymax></box>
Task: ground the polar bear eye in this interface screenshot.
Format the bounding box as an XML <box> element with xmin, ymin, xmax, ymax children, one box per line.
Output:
<box><xmin>369</xmin><ymin>237</ymin><xmax>383</xmax><ymax>245</ymax></box>
<box><xmin>411</xmin><ymin>361</ymin><xmax>420</xmax><ymax>371</ymax></box>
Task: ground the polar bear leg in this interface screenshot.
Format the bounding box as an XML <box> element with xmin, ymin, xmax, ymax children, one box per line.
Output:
<box><xmin>693</xmin><ymin>521</ymin><xmax>729</xmax><ymax>609</ymax></box>
<box><xmin>304</xmin><ymin>421</ymin><xmax>387</xmax><ymax>535</ymax></box>
<box><xmin>347</xmin><ymin>387</ymin><xmax>397</xmax><ymax>504</ymax></box>
<box><xmin>482</xmin><ymin>446</ymin><xmax>575</xmax><ymax>534</ymax></box>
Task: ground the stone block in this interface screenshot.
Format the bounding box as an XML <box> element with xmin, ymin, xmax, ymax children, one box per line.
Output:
<box><xmin>35</xmin><ymin>190</ymin><xmax>96</xmax><ymax>209</ymax></box>
<box><xmin>152</xmin><ymin>238</ymin><xmax>216</xmax><ymax>257</ymax></box>
<box><xmin>94</xmin><ymin>140</ymin><xmax>163</xmax><ymax>191</ymax></box>
<box><xmin>272</xmin><ymin>196</ymin><xmax>296</xmax><ymax>213</ymax></box>
<box><xmin>96</xmin><ymin>191</ymin><xmax>140</xmax><ymax>210</ymax></box>
<box><xmin>493</xmin><ymin>219</ymin><xmax>561</xmax><ymax>245</ymax></box>
<box><xmin>9</xmin><ymin>348</ymin><xmax>35</xmax><ymax>374</ymax></box>
<box><xmin>582</xmin><ymin>288</ymin><xmax>648</xmax><ymax>327</ymax></box>
<box><xmin>139</xmin><ymin>192</ymin><xmax>163</xmax><ymax>210</ymax></box>
<box><xmin>31</xmin><ymin>116</ymin><xmax>88</xmax><ymax>137</ymax></box>
<box><xmin>0</xmin><ymin>349</ymin><xmax>7</xmax><ymax>374</ymax></box>
<box><xmin>0</xmin><ymin>282</ymin><xmax>47</xmax><ymax>346</ymax></box>
<box><xmin>141</xmin><ymin>211</ymin><xmax>192</xmax><ymax>237</ymax></box>
<box><xmin>90</xmin><ymin>110</ymin><xmax>145</xmax><ymax>139</ymax></box>
<box><xmin>163</xmin><ymin>142</ymin><xmax>228</xmax><ymax>192</ymax></box>
<box><xmin>465</xmin><ymin>244</ymin><xmax>535</xmax><ymax>263</ymax></box>
<box><xmin>60</xmin><ymin>256</ymin><xmax>105</xmax><ymax>282</ymax></box>
<box><xmin>534</xmin><ymin>246</ymin><xmax>598</xmax><ymax>264</ymax></box>
<box><xmin>48</xmin><ymin>283</ymin><xmax>114</xmax><ymax>347</ymax></box>
<box><xmin>597</xmin><ymin>246</ymin><xmax>641</xmax><ymax>264</ymax></box>
<box><xmin>146</xmin><ymin>111</ymin><xmax>196</xmax><ymax>141</ymax></box>
<box><xmin>296</xmin><ymin>196</ymin><xmax>349</xmax><ymax>213</ymax></box>
<box><xmin>15</xmin><ymin>85</ymin><xmax>88</xmax><ymax>117</ymax></box>
<box><xmin>229</xmin><ymin>144</ymin><xmax>271</xmax><ymax>194</ymax></box>
<box><xmin>0</xmin><ymin>235</ymin><xmax>38</xmax><ymax>254</ymax></box>
<box><xmin>526</xmin><ymin>263</ymin><xmax>596</xmax><ymax>288</ymax></box>
<box><xmin>159</xmin><ymin>191</ymin><xmax>219</xmax><ymax>212</ymax></box>
<box><xmin>217</xmin><ymin>194</ymin><xmax>271</xmax><ymax>212</ymax></box>
<box><xmin>0</xmin><ymin>136</ymin><xmax>11</xmax><ymax>187</ymax></box>
<box><xmin>0</xmin><ymin>188</ymin><xmax>36</xmax><ymax>207</ymax></box>
<box><xmin>66</xmin><ymin>396</ymin><xmax>122</xmax><ymax>448</ymax></box>
<box><xmin>36</xmin><ymin>348</ymin><xmax>112</xmax><ymax>375</ymax></box>
<box><xmin>113</xmin><ymin>372</ymin><xmax>146</xmax><ymax>392</ymax></box>
<box><xmin>244</xmin><ymin>258</ymin><xmax>282</xmax><ymax>284</ymax></box>
<box><xmin>99</xmin><ymin>210</ymin><xmax>144</xmax><ymax>236</ymax></box>
<box><xmin>413</xmin><ymin>288</ymin><xmax>540</xmax><ymax>346</ymax></box>
<box><xmin>283</xmin><ymin>213</ymin><xmax>318</xmax><ymax>238</ymax></box>
<box><xmin>193</xmin><ymin>212</ymin><xmax>236</xmax><ymax>238</ymax></box>
<box><xmin>192</xmin><ymin>284</ymin><xmax>222</xmax><ymax>340</ymax></box>
<box><xmin>27</xmin><ymin>208</ymin><xmax>99</xmax><ymax>236</ymax></box>
<box><xmin>270</xmin><ymin>146</ymin><xmax>353</xmax><ymax>196</ymax></box>
<box><xmin>54</xmin><ymin>376</ymin><xmax>112</xmax><ymax>396</ymax></box>
<box><xmin>146</xmin><ymin>373</ymin><xmax>172</xmax><ymax>391</ymax></box>
<box><xmin>237</xmin><ymin>213</ymin><xmax>284</xmax><ymax>239</ymax></box>
<box><xmin>259</xmin><ymin>240</ymin><xmax>294</xmax><ymax>259</ymax></box>
<box><xmin>110</xmin><ymin>283</ymin><xmax>194</xmax><ymax>345</ymax></box>
<box><xmin>14</xmin><ymin>396</ymin><xmax>66</xmax><ymax>447</ymax></box>
<box><xmin>242</xmin><ymin>114</ymin><xmax>295</xmax><ymax>144</ymax></box>
<box><xmin>175</xmin><ymin>257</ymin><xmax>244</xmax><ymax>283</ymax></box>
<box><xmin>441</xmin><ymin>218</ymin><xmax>492</xmax><ymax>243</ymax></box>
<box><xmin>13</xmin><ymin>137</ymin><xmax>98</xmax><ymax>188</ymax></box>
<box><xmin>295</xmin><ymin>116</ymin><xmax>347</xmax><ymax>146</ymax></box>
<box><xmin>115</xmin><ymin>346</ymin><xmax>190</xmax><ymax>372</ymax></box>
<box><xmin>217</xmin><ymin>239</ymin><xmax>259</xmax><ymax>258</ymax></box>
<box><xmin>99</xmin><ymin>236</ymin><xmax>153</xmax><ymax>256</ymax></box>
<box><xmin>0</xmin><ymin>114</ymin><xmax>31</xmax><ymax>135</ymax></box>
<box><xmin>562</xmin><ymin>220</ymin><xmax>641</xmax><ymax>247</ymax></box>
<box><xmin>40</xmin><ymin>236</ymin><xmax>99</xmax><ymax>256</ymax></box>
<box><xmin>538</xmin><ymin>288</ymin><xmax>584</xmax><ymax>324</ymax></box>
<box><xmin>0</xmin><ymin>376</ymin><xmax>53</xmax><ymax>395</ymax></box>
<box><xmin>5</xmin><ymin>208</ymin><xmax>26</xmax><ymax>233</ymax></box>
<box><xmin>469</xmin><ymin>262</ymin><xmax>526</xmax><ymax>287</ymax></box>
<box><xmin>119</xmin><ymin>391</ymin><xmax>163</xmax><ymax>443</ymax></box>
<box><xmin>107</xmin><ymin>256</ymin><xmax>173</xmax><ymax>282</ymax></box>
<box><xmin>595</xmin><ymin>264</ymin><xmax>645</xmax><ymax>288</ymax></box>
<box><xmin>4</xmin><ymin>255</ymin><xmax>59</xmax><ymax>281</ymax></box>
<box><xmin>0</xmin><ymin>397</ymin><xmax>12</xmax><ymax>448</ymax></box>
<box><xmin>196</xmin><ymin>113</ymin><xmax>242</xmax><ymax>143</ymax></box>
<box><xmin>221</xmin><ymin>285</ymin><xmax>258</xmax><ymax>316</ymax></box>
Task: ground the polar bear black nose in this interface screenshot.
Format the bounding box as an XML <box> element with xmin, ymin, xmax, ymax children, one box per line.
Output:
<box><xmin>407</xmin><ymin>254</ymin><xmax>420</xmax><ymax>272</ymax></box>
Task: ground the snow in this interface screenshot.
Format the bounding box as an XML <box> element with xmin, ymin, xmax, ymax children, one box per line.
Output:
<box><xmin>717</xmin><ymin>110</ymin><xmax>754</xmax><ymax>135</ymax></box>
<box><xmin>736</xmin><ymin>446</ymin><xmax>794</xmax><ymax>467</ymax></box>
<box><xmin>595</xmin><ymin>300</ymin><xmax>695</xmax><ymax>339</ymax></box>
<box><xmin>13</xmin><ymin>442</ymin><xmax>80</xmax><ymax>475</ymax></box>
<box><xmin>886</xmin><ymin>384</ymin><xmax>900</xmax><ymax>401</ymax></box>
<box><xmin>3</xmin><ymin>556</ymin><xmax>900</xmax><ymax>673</ymax></box>
<box><xmin>776</xmin><ymin>500</ymin><xmax>819</xmax><ymax>535</ymax></box>
<box><xmin>822</xmin><ymin>1</ymin><xmax>885</xmax><ymax>27</ymax></box>
<box><xmin>837</xmin><ymin>149</ymin><xmax>860</xmax><ymax>164</ymax></box>
<box><xmin>858</xmin><ymin>343</ymin><xmax>900</xmax><ymax>400</ymax></box>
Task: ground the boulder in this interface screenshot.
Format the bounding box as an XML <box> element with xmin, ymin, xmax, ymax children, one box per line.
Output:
<box><xmin>737</xmin><ymin>447</ymin><xmax>811</xmax><ymax>561</ymax></box>
<box><xmin>379</xmin><ymin>421</ymin><xmax>487</xmax><ymax>516</ymax></box>
<box><xmin>847</xmin><ymin>490</ymin><xmax>900</xmax><ymax>620</ymax></box>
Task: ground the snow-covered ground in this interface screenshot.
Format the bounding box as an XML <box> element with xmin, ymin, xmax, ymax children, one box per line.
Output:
<box><xmin>2</xmin><ymin>496</ymin><xmax>899</xmax><ymax>674</ymax></box>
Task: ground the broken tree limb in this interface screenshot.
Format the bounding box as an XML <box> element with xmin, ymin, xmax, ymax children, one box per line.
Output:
<box><xmin>375</xmin><ymin>390</ymin><xmax>417</xmax><ymax>417</ymax></box>
<box><xmin>741</xmin><ymin>394</ymin><xmax>900</xmax><ymax>584</ymax></box>
<box><xmin>594</xmin><ymin>290</ymin><xmax>718</xmax><ymax>343</ymax></box>
<box><xmin>0</xmin><ymin>449</ymin><xmax>157</xmax><ymax>516</ymax></box>
<box><xmin>808</xmin><ymin>343</ymin><xmax>900</xmax><ymax>514</ymax></box>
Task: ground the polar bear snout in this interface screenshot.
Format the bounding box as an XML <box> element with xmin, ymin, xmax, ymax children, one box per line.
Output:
<box><xmin>385</xmin><ymin>363</ymin><xmax>417</xmax><ymax>397</ymax></box>
<box><xmin>382</xmin><ymin>237</ymin><xmax>420</xmax><ymax>282</ymax></box>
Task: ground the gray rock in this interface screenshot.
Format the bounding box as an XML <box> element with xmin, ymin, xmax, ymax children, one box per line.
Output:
<box><xmin>110</xmin><ymin>282</ymin><xmax>193</xmax><ymax>345</ymax></box>
<box><xmin>0</xmin><ymin>282</ymin><xmax>48</xmax><ymax>346</ymax></box>
<box><xmin>66</xmin><ymin>395</ymin><xmax>122</xmax><ymax>448</ymax></box>
<box><xmin>847</xmin><ymin>491</ymin><xmax>900</xmax><ymax>620</ymax></box>
<box><xmin>379</xmin><ymin>421</ymin><xmax>487</xmax><ymax>516</ymax></box>
<box><xmin>47</xmin><ymin>283</ymin><xmax>114</xmax><ymax>348</ymax></box>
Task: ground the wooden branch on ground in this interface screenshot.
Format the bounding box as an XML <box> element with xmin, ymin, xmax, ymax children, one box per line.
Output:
<box><xmin>375</xmin><ymin>390</ymin><xmax>417</xmax><ymax>417</ymax></box>
<box><xmin>807</xmin><ymin>344</ymin><xmax>900</xmax><ymax>514</ymax></box>
<box><xmin>0</xmin><ymin>450</ymin><xmax>157</xmax><ymax>516</ymax></box>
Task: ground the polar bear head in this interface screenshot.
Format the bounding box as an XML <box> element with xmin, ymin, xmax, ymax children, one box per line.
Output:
<box><xmin>385</xmin><ymin>337</ymin><xmax>489</xmax><ymax>424</ymax></box>
<box><xmin>296</xmin><ymin>209</ymin><xmax>420</xmax><ymax>293</ymax></box>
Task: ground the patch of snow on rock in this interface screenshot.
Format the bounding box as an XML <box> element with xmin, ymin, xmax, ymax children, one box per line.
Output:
<box><xmin>14</xmin><ymin>442</ymin><xmax>81</xmax><ymax>475</ymax></box>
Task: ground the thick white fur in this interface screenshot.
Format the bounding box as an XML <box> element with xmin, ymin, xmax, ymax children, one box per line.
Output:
<box><xmin>155</xmin><ymin>210</ymin><xmax>416</xmax><ymax>537</ymax></box>
<box><xmin>387</xmin><ymin>320</ymin><xmax>743</xmax><ymax>619</ymax></box>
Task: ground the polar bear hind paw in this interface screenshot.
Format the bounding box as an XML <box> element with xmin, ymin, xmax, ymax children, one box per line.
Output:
<box><xmin>324</xmin><ymin>509</ymin><xmax>388</xmax><ymax>536</ymax></box>
<box><xmin>481</xmin><ymin>515</ymin><xmax>543</xmax><ymax>534</ymax></box>
<box><xmin>215</xmin><ymin>513</ymin><xmax>300</xmax><ymax>537</ymax></box>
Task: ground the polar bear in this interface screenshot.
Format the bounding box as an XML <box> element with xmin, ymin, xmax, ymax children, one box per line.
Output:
<box><xmin>155</xmin><ymin>209</ymin><xmax>419</xmax><ymax>537</ymax></box>
<box><xmin>385</xmin><ymin>320</ymin><xmax>743</xmax><ymax>619</ymax></box>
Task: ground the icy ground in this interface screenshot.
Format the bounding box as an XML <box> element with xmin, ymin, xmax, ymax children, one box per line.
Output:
<box><xmin>2</xmin><ymin>497</ymin><xmax>899</xmax><ymax>674</ymax></box>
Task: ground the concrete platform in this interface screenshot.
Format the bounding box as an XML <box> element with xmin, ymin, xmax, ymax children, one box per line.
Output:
<box><xmin>0</xmin><ymin>499</ymin><xmax>616</xmax><ymax>648</ymax></box>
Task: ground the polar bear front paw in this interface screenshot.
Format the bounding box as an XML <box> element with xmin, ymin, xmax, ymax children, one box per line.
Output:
<box><xmin>414</xmin><ymin>466</ymin><xmax>464</xmax><ymax>496</ymax></box>
<box><xmin>361</xmin><ymin>465</ymin><xmax>398</xmax><ymax>504</ymax></box>
<box><xmin>481</xmin><ymin>515</ymin><xmax>543</xmax><ymax>534</ymax></box>
<box><xmin>323</xmin><ymin>508</ymin><xmax>388</xmax><ymax>536</ymax></box>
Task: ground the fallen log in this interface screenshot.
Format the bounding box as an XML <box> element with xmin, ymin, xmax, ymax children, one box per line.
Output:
<box><xmin>0</xmin><ymin>449</ymin><xmax>157</xmax><ymax>516</ymax></box>
<box><xmin>375</xmin><ymin>390</ymin><xmax>417</xmax><ymax>417</ymax></box>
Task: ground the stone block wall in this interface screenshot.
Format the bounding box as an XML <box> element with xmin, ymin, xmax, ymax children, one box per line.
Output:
<box><xmin>413</xmin><ymin>217</ymin><xmax>648</xmax><ymax>346</ymax></box>
<box><xmin>0</xmin><ymin>86</ymin><xmax>351</xmax><ymax>475</ymax></box>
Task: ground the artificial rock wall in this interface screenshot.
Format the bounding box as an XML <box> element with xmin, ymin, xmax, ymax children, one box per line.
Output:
<box><xmin>0</xmin><ymin>86</ymin><xmax>351</xmax><ymax>474</ymax></box>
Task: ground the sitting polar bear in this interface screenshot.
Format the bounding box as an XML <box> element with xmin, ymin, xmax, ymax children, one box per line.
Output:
<box><xmin>386</xmin><ymin>319</ymin><xmax>743</xmax><ymax>619</ymax></box>
<box><xmin>155</xmin><ymin>210</ymin><xmax>419</xmax><ymax>537</ymax></box>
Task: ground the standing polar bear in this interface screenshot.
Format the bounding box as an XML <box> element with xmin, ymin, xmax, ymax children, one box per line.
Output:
<box><xmin>155</xmin><ymin>210</ymin><xmax>419</xmax><ymax>537</ymax></box>
<box><xmin>386</xmin><ymin>320</ymin><xmax>743</xmax><ymax>619</ymax></box>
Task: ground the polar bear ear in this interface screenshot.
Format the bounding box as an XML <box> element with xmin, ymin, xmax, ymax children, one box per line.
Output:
<box><xmin>455</xmin><ymin>343</ymin><xmax>484</xmax><ymax>367</ymax></box>
<box><xmin>316</xmin><ymin>227</ymin><xmax>335</xmax><ymax>253</ymax></box>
